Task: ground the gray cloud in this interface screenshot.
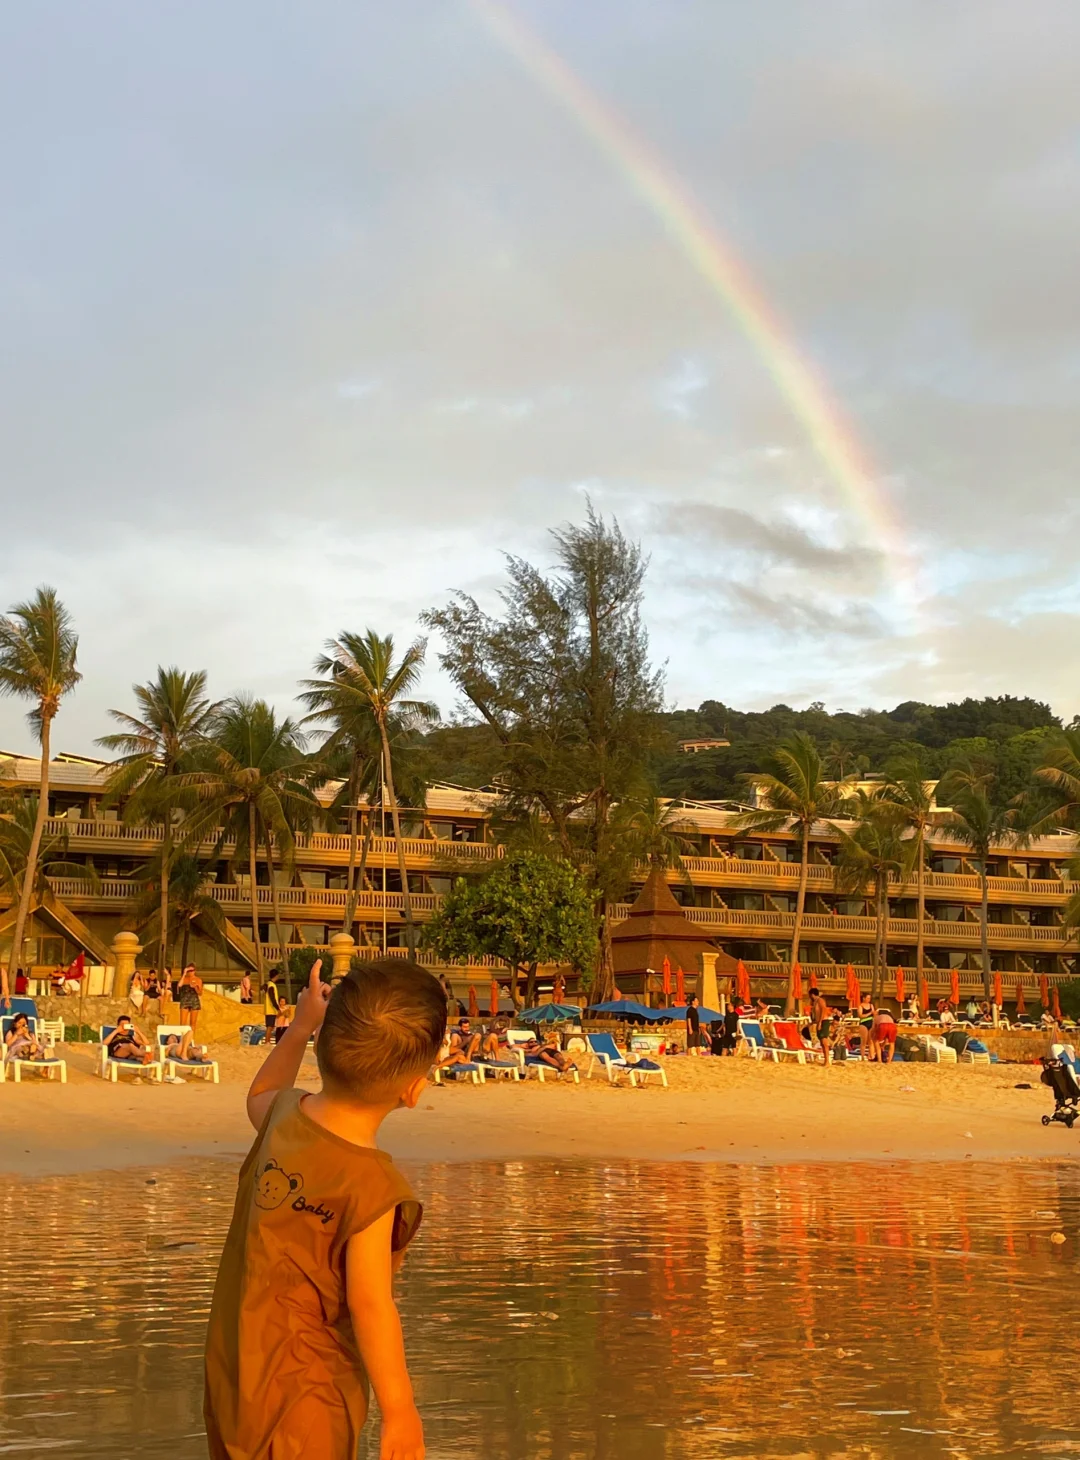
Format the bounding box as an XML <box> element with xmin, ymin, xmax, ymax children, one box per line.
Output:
<box><xmin>1</xmin><ymin>0</ymin><xmax>1079</xmax><ymax>748</ymax></box>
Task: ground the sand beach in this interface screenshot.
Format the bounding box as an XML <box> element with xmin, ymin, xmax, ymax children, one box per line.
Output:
<box><xmin>0</xmin><ymin>1039</ymin><xmax>1064</xmax><ymax>1177</ymax></box>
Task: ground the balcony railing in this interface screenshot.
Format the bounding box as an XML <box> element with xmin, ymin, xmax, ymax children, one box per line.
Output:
<box><xmin>679</xmin><ymin>854</ymin><xmax>1075</xmax><ymax>900</ymax></box>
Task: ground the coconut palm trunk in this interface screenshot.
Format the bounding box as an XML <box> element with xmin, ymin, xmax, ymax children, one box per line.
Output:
<box><xmin>916</xmin><ymin>831</ymin><xmax>926</xmax><ymax>988</ymax></box>
<box><xmin>343</xmin><ymin>762</ymin><xmax>360</xmax><ymax>937</ymax></box>
<box><xmin>979</xmin><ymin>856</ymin><xmax>991</xmax><ymax>1000</ymax></box>
<box><xmin>9</xmin><ymin>715</ymin><xmax>53</xmax><ymax>977</ymax></box>
<box><xmin>379</xmin><ymin>731</ymin><xmax>416</xmax><ymax>954</ymax></box>
<box><xmin>247</xmin><ymin>804</ymin><xmax>265</xmax><ymax>986</ymax></box>
<box><xmin>878</xmin><ymin>875</ymin><xmax>890</xmax><ymax>997</ymax></box>
<box><xmin>159</xmin><ymin>813</ymin><xmax>172</xmax><ymax>968</ymax></box>
<box><xmin>265</xmin><ymin>824</ymin><xmax>291</xmax><ymax>1001</ymax></box>
<box><xmin>349</xmin><ymin>801</ymin><xmax>379</xmax><ymax>944</ymax></box>
<box><xmin>788</xmin><ymin>824</ymin><xmax>810</xmax><ymax>1015</ymax></box>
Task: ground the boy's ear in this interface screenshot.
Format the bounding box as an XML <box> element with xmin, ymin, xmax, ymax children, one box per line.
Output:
<box><xmin>399</xmin><ymin>1073</ymin><xmax>429</xmax><ymax>1110</ymax></box>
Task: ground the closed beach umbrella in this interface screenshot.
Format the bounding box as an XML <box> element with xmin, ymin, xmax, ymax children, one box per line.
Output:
<box><xmin>1015</xmin><ymin>981</ymin><xmax>1026</xmax><ymax>1017</ymax></box>
<box><xmin>1053</xmin><ymin>986</ymin><xmax>1063</xmax><ymax>1022</ymax></box>
<box><xmin>1040</xmin><ymin>974</ymin><xmax>1050</xmax><ymax>1009</ymax></box>
<box><xmin>846</xmin><ymin>964</ymin><xmax>860</xmax><ymax>1008</ymax></box>
<box><xmin>675</xmin><ymin>966</ymin><xmax>686</xmax><ymax>1006</ymax></box>
<box><xmin>467</xmin><ymin>985</ymin><xmax>479</xmax><ymax>1018</ymax></box>
<box><xmin>895</xmin><ymin>967</ymin><xmax>905</xmax><ymax>1004</ymax></box>
<box><xmin>736</xmin><ymin>960</ymin><xmax>751</xmax><ymax>1002</ymax></box>
<box><xmin>919</xmin><ymin>976</ymin><xmax>929</xmax><ymax>1013</ymax></box>
<box><xmin>993</xmin><ymin>972</ymin><xmax>1002</xmax><ymax>1008</ymax></box>
<box><xmin>490</xmin><ymin>979</ymin><xmax>500</xmax><ymax>1016</ymax></box>
<box><xmin>950</xmin><ymin>968</ymin><xmax>960</xmax><ymax>1005</ymax></box>
<box><xmin>791</xmin><ymin>962</ymin><xmax>803</xmax><ymax>1009</ymax></box>
<box><xmin>662</xmin><ymin>956</ymin><xmax>672</xmax><ymax>1000</ymax></box>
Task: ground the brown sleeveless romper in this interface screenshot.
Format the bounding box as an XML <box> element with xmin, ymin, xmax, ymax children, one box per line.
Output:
<box><xmin>204</xmin><ymin>1088</ymin><xmax>421</xmax><ymax>1459</ymax></box>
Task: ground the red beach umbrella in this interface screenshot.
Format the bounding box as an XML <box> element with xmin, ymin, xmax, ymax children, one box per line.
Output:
<box><xmin>919</xmin><ymin>976</ymin><xmax>930</xmax><ymax>1013</ymax></box>
<box><xmin>949</xmin><ymin>968</ymin><xmax>960</xmax><ymax>1005</ymax></box>
<box><xmin>1053</xmin><ymin>986</ymin><xmax>1063</xmax><ymax>1022</ymax></box>
<box><xmin>662</xmin><ymin>956</ymin><xmax>672</xmax><ymax>1000</ymax></box>
<box><xmin>895</xmin><ymin>967</ymin><xmax>905</xmax><ymax>1004</ymax></box>
<box><xmin>845</xmin><ymin>964</ymin><xmax>861</xmax><ymax>1009</ymax></box>
<box><xmin>675</xmin><ymin>966</ymin><xmax>686</xmax><ymax>1006</ymax></box>
<box><xmin>1015</xmin><ymin>981</ymin><xmax>1026</xmax><ymax>1017</ymax></box>
<box><xmin>1040</xmin><ymin>974</ymin><xmax>1050</xmax><ymax>1009</ymax></box>
<box><xmin>736</xmin><ymin>959</ymin><xmax>751</xmax><ymax>1002</ymax></box>
<box><xmin>791</xmin><ymin>962</ymin><xmax>803</xmax><ymax>1005</ymax></box>
<box><xmin>992</xmin><ymin>972</ymin><xmax>1003</xmax><ymax>1008</ymax></box>
<box><xmin>467</xmin><ymin>985</ymin><xmax>479</xmax><ymax>1017</ymax></box>
<box><xmin>490</xmin><ymin>979</ymin><xmax>500</xmax><ymax>1016</ymax></box>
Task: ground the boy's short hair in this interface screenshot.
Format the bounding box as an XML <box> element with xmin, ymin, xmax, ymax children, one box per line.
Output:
<box><xmin>316</xmin><ymin>958</ymin><xmax>447</xmax><ymax>1100</ymax></box>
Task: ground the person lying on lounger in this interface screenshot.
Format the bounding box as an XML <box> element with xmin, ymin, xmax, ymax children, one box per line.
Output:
<box><xmin>162</xmin><ymin>1029</ymin><xmax>211</xmax><ymax>1063</ymax></box>
<box><xmin>5</xmin><ymin>1012</ymin><xmax>47</xmax><ymax>1061</ymax></box>
<box><xmin>106</xmin><ymin>1016</ymin><xmax>156</xmax><ymax>1064</ymax></box>
<box><xmin>523</xmin><ymin>1034</ymin><xmax>578</xmax><ymax>1074</ymax></box>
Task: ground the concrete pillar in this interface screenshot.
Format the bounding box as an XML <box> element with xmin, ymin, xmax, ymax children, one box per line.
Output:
<box><xmin>329</xmin><ymin>931</ymin><xmax>357</xmax><ymax>980</ymax></box>
<box><xmin>111</xmin><ymin>931</ymin><xmax>142</xmax><ymax>994</ymax></box>
<box><xmin>699</xmin><ymin>951</ymin><xmax>721</xmax><ymax>1013</ymax></box>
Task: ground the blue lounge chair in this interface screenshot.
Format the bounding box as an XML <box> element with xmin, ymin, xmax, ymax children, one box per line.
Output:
<box><xmin>585</xmin><ymin>1032</ymin><xmax>640</xmax><ymax>1086</ymax></box>
<box><xmin>476</xmin><ymin>1055</ymin><xmax>521</xmax><ymax>1082</ymax></box>
<box><xmin>157</xmin><ymin>1024</ymin><xmax>219</xmax><ymax>1083</ymax></box>
<box><xmin>738</xmin><ymin>1019</ymin><xmax>781</xmax><ymax>1063</ymax></box>
<box><xmin>520</xmin><ymin>1050</ymin><xmax>581</xmax><ymax>1084</ymax></box>
<box><xmin>98</xmin><ymin>1025</ymin><xmax>164</xmax><ymax>1083</ymax></box>
<box><xmin>433</xmin><ymin>1061</ymin><xmax>484</xmax><ymax>1085</ymax></box>
<box><xmin>1</xmin><ymin>1014</ymin><xmax>67</xmax><ymax>1083</ymax></box>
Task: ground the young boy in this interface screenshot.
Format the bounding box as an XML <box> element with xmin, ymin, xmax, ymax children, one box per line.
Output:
<box><xmin>204</xmin><ymin>957</ymin><xmax>446</xmax><ymax>1460</ymax></box>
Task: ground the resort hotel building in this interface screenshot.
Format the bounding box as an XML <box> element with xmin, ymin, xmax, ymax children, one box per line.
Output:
<box><xmin>1</xmin><ymin>752</ymin><xmax>1076</xmax><ymax>1006</ymax></box>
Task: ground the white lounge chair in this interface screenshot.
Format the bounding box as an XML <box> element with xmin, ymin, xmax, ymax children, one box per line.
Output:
<box><xmin>0</xmin><ymin>1015</ymin><xmax>67</xmax><ymax>1083</ymax></box>
<box><xmin>157</xmin><ymin>1024</ymin><xmax>219</xmax><ymax>1083</ymax></box>
<box><xmin>918</xmin><ymin>1034</ymin><xmax>958</xmax><ymax>1064</ymax></box>
<box><xmin>584</xmin><ymin>1033</ymin><xmax>637</xmax><ymax>1086</ymax></box>
<box><xmin>98</xmin><ymin>1025</ymin><xmax>163</xmax><ymax>1083</ymax></box>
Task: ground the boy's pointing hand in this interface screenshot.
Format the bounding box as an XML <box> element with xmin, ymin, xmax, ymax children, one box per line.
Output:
<box><xmin>295</xmin><ymin>960</ymin><xmax>331</xmax><ymax>1033</ymax></box>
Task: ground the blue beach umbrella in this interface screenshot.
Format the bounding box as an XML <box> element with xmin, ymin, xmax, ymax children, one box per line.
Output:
<box><xmin>517</xmin><ymin>1002</ymin><xmax>582</xmax><ymax>1024</ymax></box>
<box><xmin>656</xmin><ymin>1005</ymin><xmax>724</xmax><ymax>1023</ymax></box>
<box><xmin>587</xmin><ymin>1000</ymin><xmax>667</xmax><ymax>1022</ymax></box>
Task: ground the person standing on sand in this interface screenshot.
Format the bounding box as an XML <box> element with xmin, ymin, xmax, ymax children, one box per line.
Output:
<box><xmin>177</xmin><ymin>965</ymin><xmax>203</xmax><ymax>1035</ymax></box>
<box><xmin>239</xmin><ymin>973</ymin><xmax>253</xmax><ymax>1005</ymax></box>
<box><xmin>203</xmin><ymin>958</ymin><xmax>443</xmax><ymax>1460</ymax></box>
<box><xmin>809</xmin><ymin>987</ymin><xmax>832</xmax><ymax>1065</ymax></box>
<box><xmin>686</xmin><ymin>996</ymin><xmax>702</xmax><ymax>1056</ymax></box>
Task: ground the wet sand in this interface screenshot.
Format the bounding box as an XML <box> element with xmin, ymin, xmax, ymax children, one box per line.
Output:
<box><xmin>0</xmin><ymin>1040</ymin><xmax>1067</xmax><ymax>1176</ymax></box>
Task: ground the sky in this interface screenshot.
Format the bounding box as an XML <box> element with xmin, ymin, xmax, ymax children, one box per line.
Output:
<box><xmin>2</xmin><ymin>0</ymin><xmax>1079</xmax><ymax>755</ymax></box>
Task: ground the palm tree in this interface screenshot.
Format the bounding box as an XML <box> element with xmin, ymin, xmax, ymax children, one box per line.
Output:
<box><xmin>937</xmin><ymin>763</ymin><xmax>1019</xmax><ymax>1001</ymax></box>
<box><xmin>97</xmin><ymin>667</ymin><xmax>218</xmax><ymax>968</ymax></box>
<box><xmin>129</xmin><ymin>852</ymin><xmax>228</xmax><ymax>972</ymax></box>
<box><xmin>612</xmin><ymin>789</ymin><xmax>699</xmax><ymax>892</ymax></box>
<box><xmin>0</xmin><ymin>795</ymin><xmax>99</xmax><ymax>904</ymax></box>
<box><xmin>299</xmin><ymin>632</ymin><xmax>437</xmax><ymax>954</ymax></box>
<box><xmin>178</xmin><ymin>697</ymin><xmax>320</xmax><ymax>993</ymax></box>
<box><xmin>0</xmin><ymin>588</ymin><xmax>81</xmax><ymax>993</ymax></box>
<box><xmin>833</xmin><ymin>789</ymin><xmax>905</xmax><ymax>997</ymax></box>
<box><xmin>734</xmin><ymin>732</ymin><xmax>850</xmax><ymax>1013</ymax></box>
<box><xmin>882</xmin><ymin>756</ymin><xmax>936</xmax><ymax>988</ymax></box>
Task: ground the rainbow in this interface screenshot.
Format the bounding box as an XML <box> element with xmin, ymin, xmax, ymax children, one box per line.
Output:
<box><xmin>468</xmin><ymin>0</ymin><xmax>921</xmax><ymax>621</ymax></box>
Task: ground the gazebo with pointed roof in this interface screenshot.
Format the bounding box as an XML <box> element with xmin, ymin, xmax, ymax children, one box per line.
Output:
<box><xmin>610</xmin><ymin>867</ymin><xmax>739</xmax><ymax>1002</ymax></box>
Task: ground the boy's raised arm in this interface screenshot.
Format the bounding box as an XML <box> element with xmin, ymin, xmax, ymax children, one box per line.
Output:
<box><xmin>347</xmin><ymin>1211</ymin><xmax>424</xmax><ymax>1460</ymax></box>
<box><xmin>246</xmin><ymin>963</ymin><xmax>329</xmax><ymax>1130</ymax></box>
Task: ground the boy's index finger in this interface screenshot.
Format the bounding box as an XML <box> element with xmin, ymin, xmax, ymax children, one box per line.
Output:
<box><xmin>308</xmin><ymin>960</ymin><xmax>323</xmax><ymax>989</ymax></box>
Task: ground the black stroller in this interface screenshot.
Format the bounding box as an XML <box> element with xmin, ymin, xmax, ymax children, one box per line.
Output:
<box><xmin>1040</xmin><ymin>1056</ymin><xmax>1080</xmax><ymax>1128</ymax></box>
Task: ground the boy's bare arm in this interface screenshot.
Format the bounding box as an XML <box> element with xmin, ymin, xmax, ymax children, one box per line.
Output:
<box><xmin>246</xmin><ymin>963</ymin><xmax>329</xmax><ymax>1130</ymax></box>
<box><xmin>347</xmin><ymin>1212</ymin><xmax>424</xmax><ymax>1460</ymax></box>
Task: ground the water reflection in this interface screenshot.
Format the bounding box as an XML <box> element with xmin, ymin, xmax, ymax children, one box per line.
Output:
<box><xmin>0</xmin><ymin>1160</ymin><xmax>1077</xmax><ymax>1457</ymax></box>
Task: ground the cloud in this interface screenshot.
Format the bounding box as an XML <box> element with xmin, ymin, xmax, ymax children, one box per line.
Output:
<box><xmin>653</xmin><ymin>501</ymin><xmax>883</xmax><ymax>583</ymax></box>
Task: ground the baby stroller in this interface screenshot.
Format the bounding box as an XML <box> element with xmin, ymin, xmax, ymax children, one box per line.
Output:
<box><xmin>1040</xmin><ymin>1056</ymin><xmax>1080</xmax><ymax>1128</ymax></box>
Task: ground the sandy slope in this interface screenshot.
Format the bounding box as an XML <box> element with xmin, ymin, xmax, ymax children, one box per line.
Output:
<box><xmin>0</xmin><ymin>1041</ymin><xmax>1068</xmax><ymax>1177</ymax></box>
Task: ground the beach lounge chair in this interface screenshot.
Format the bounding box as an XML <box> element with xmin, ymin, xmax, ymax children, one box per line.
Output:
<box><xmin>476</xmin><ymin>1055</ymin><xmax>521</xmax><ymax>1082</ymax></box>
<box><xmin>0</xmin><ymin>1015</ymin><xmax>67</xmax><ymax>1083</ymax></box>
<box><xmin>98</xmin><ymin>1025</ymin><xmax>164</xmax><ymax>1083</ymax></box>
<box><xmin>770</xmin><ymin>1021</ymin><xmax>819</xmax><ymax>1064</ymax></box>
<box><xmin>432</xmin><ymin>1062</ymin><xmax>484</xmax><ymax>1085</ymax></box>
<box><xmin>918</xmin><ymin>1034</ymin><xmax>957</xmax><ymax>1064</ymax></box>
<box><xmin>738</xmin><ymin>1019</ymin><xmax>781</xmax><ymax>1063</ymax></box>
<box><xmin>584</xmin><ymin>1032</ymin><xmax>638</xmax><ymax>1086</ymax></box>
<box><xmin>157</xmin><ymin>1024</ymin><xmax>219</xmax><ymax>1083</ymax></box>
<box><xmin>959</xmin><ymin>1037</ymin><xmax>992</xmax><ymax>1066</ymax></box>
<box><xmin>519</xmin><ymin>1050</ymin><xmax>581</xmax><ymax>1084</ymax></box>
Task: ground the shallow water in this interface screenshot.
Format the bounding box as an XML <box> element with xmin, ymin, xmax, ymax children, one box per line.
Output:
<box><xmin>0</xmin><ymin>1159</ymin><xmax>1077</xmax><ymax>1458</ymax></box>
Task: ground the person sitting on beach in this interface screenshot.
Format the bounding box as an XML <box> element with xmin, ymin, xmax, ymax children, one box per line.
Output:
<box><xmin>144</xmin><ymin>968</ymin><xmax>160</xmax><ymax>1002</ymax></box>
<box><xmin>50</xmin><ymin>965</ymin><xmax>66</xmax><ymax>996</ymax></box>
<box><xmin>939</xmin><ymin>1002</ymin><xmax>957</xmax><ymax>1026</ymax></box>
<box><xmin>5</xmin><ymin>1012</ymin><xmax>46</xmax><ymax>1061</ymax></box>
<box><xmin>106</xmin><ymin>1016</ymin><xmax>155</xmax><ymax>1064</ymax></box>
<box><xmin>13</xmin><ymin>967</ymin><xmax>28</xmax><ymax>997</ymax></box>
<box><xmin>435</xmin><ymin>1022</ymin><xmax>477</xmax><ymax>1072</ymax></box>
<box><xmin>480</xmin><ymin>1013</ymin><xmax>510</xmax><ymax>1061</ymax></box>
<box><xmin>753</xmin><ymin>998</ymin><xmax>772</xmax><ymax>1021</ymax></box>
<box><xmin>129</xmin><ymin>969</ymin><xmax>146</xmax><ymax>1012</ymax></box>
<box><xmin>451</xmin><ymin>1018</ymin><xmax>481</xmax><ymax>1062</ymax></box>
